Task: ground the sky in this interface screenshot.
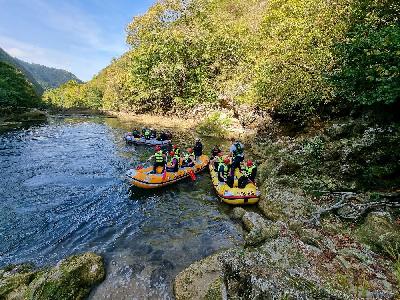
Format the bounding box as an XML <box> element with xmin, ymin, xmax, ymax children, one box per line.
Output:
<box><xmin>0</xmin><ymin>0</ymin><xmax>155</xmax><ymax>81</ymax></box>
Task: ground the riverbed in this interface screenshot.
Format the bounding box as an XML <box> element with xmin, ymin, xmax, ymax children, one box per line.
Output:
<box><xmin>0</xmin><ymin>115</ymin><xmax>244</xmax><ymax>299</ymax></box>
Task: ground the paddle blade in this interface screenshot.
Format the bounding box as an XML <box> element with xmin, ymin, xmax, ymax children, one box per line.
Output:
<box><xmin>162</xmin><ymin>168</ymin><xmax>167</xmax><ymax>181</ymax></box>
<box><xmin>189</xmin><ymin>170</ymin><xmax>196</xmax><ymax>181</ymax></box>
<box><xmin>136</xmin><ymin>165</ymin><xmax>143</xmax><ymax>170</ymax></box>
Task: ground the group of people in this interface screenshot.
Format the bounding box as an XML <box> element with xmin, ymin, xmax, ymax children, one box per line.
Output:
<box><xmin>210</xmin><ymin>138</ymin><xmax>257</xmax><ymax>189</ymax></box>
<box><xmin>131</xmin><ymin>127</ymin><xmax>172</xmax><ymax>141</ymax></box>
<box><xmin>146</xmin><ymin>136</ymin><xmax>257</xmax><ymax>188</ymax></box>
<box><xmin>148</xmin><ymin>138</ymin><xmax>203</xmax><ymax>174</ymax></box>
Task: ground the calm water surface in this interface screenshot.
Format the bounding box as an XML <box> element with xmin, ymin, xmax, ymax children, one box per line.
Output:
<box><xmin>0</xmin><ymin>116</ymin><xmax>243</xmax><ymax>299</ymax></box>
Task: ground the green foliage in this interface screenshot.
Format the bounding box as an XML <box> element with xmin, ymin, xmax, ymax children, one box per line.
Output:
<box><xmin>196</xmin><ymin>112</ymin><xmax>232</xmax><ymax>137</ymax></box>
<box><xmin>332</xmin><ymin>0</ymin><xmax>400</xmax><ymax>106</ymax></box>
<box><xmin>0</xmin><ymin>47</ymin><xmax>43</xmax><ymax>95</ymax></box>
<box><xmin>42</xmin><ymin>0</ymin><xmax>400</xmax><ymax>121</ymax></box>
<box><xmin>0</xmin><ymin>62</ymin><xmax>41</xmax><ymax>108</ymax></box>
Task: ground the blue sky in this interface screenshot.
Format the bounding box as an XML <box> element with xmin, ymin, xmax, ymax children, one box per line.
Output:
<box><xmin>0</xmin><ymin>0</ymin><xmax>155</xmax><ymax>81</ymax></box>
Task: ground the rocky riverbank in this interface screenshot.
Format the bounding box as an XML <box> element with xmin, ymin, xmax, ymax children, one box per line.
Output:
<box><xmin>0</xmin><ymin>252</ymin><xmax>105</xmax><ymax>300</ymax></box>
<box><xmin>174</xmin><ymin>116</ymin><xmax>400</xmax><ymax>299</ymax></box>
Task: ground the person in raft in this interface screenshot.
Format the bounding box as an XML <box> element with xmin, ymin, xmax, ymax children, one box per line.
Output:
<box><xmin>132</xmin><ymin>128</ymin><xmax>141</xmax><ymax>138</ymax></box>
<box><xmin>211</xmin><ymin>145</ymin><xmax>222</xmax><ymax>159</ymax></box>
<box><xmin>143</xmin><ymin>128</ymin><xmax>152</xmax><ymax>140</ymax></box>
<box><xmin>211</xmin><ymin>151</ymin><xmax>224</xmax><ymax>170</ymax></box>
<box><xmin>148</xmin><ymin>145</ymin><xmax>166</xmax><ymax>174</ymax></box>
<box><xmin>158</xmin><ymin>131</ymin><xmax>169</xmax><ymax>141</ymax></box>
<box><xmin>181</xmin><ymin>148</ymin><xmax>195</xmax><ymax>167</ymax></box>
<box><xmin>238</xmin><ymin>160</ymin><xmax>257</xmax><ymax>188</ymax></box>
<box><xmin>218</xmin><ymin>158</ymin><xmax>234</xmax><ymax>188</ymax></box>
<box><xmin>229</xmin><ymin>138</ymin><xmax>245</xmax><ymax>176</ymax></box>
<box><xmin>166</xmin><ymin>151</ymin><xmax>179</xmax><ymax>172</ymax></box>
<box><xmin>150</xmin><ymin>128</ymin><xmax>157</xmax><ymax>139</ymax></box>
<box><xmin>193</xmin><ymin>138</ymin><xmax>203</xmax><ymax>160</ymax></box>
<box><xmin>173</xmin><ymin>145</ymin><xmax>181</xmax><ymax>157</ymax></box>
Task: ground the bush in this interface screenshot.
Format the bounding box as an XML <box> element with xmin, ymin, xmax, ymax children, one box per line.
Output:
<box><xmin>196</xmin><ymin>112</ymin><xmax>232</xmax><ymax>137</ymax></box>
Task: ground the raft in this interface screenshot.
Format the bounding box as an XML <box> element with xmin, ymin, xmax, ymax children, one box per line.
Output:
<box><xmin>126</xmin><ymin>155</ymin><xmax>210</xmax><ymax>189</ymax></box>
<box><xmin>209</xmin><ymin>162</ymin><xmax>260</xmax><ymax>205</ymax></box>
<box><xmin>124</xmin><ymin>133</ymin><xmax>171</xmax><ymax>146</ymax></box>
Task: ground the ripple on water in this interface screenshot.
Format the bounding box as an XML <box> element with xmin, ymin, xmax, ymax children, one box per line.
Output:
<box><xmin>0</xmin><ymin>116</ymin><xmax>243</xmax><ymax>299</ymax></box>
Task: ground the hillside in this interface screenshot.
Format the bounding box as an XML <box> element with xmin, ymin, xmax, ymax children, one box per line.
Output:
<box><xmin>43</xmin><ymin>0</ymin><xmax>399</xmax><ymax>122</ymax></box>
<box><xmin>15</xmin><ymin>58</ymin><xmax>82</xmax><ymax>90</ymax></box>
<box><xmin>0</xmin><ymin>61</ymin><xmax>41</xmax><ymax>108</ymax></box>
<box><xmin>0</xmin><ymin>47</ymin><xmax>43</xmax><ymax>95</ymax></box>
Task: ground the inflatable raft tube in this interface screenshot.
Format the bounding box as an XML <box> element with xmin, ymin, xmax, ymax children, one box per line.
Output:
<box><xmin>126</xmin><ymin>155</ymin><xmax>209</xmax><ymax>189</ymax></box>
<box><xmin>209</xmin><ymin>162</ymin><xmax>260</xmax><ymax>205</ymax></box>
<box><xmin>124</xmin><ymin>133</ymin><xmax>171</xmax><ymax>146</ymax></box>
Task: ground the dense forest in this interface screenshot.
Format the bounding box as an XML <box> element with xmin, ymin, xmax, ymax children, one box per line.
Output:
<box><xmin>43</xmin><ymin>0</ymin><xmax>399</xmax><ymax>121</ymax></box>
<box><xmin>15</xmin><ymin>58</ymin><xmax>82</xmax><ymax>90</ymax></box>
<box><xmin>0</xmin><ymin>47</ymin><xmax>44</xmax><ymax>95</ymax></box>
<box><xmin>0</xmin><ymin>61</ymin><xmax>41</xmax><ymax>108</ymax></box>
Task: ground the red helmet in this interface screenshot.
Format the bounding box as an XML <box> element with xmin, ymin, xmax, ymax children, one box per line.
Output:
<box><xmin>187</xmin><ymin>148</ymin><xmax>193</xmax><ymax>153</ymax></box>
<box><xmin>155</xmin><ymin>146</ymin><xmax>161</xmax><ymax>151</ymax></box>
<box><xmin>170</xmin><ymin>151</ymin><xmax>175</xmax><ymax>156</ymax></box>
<box><xmin>173</xmin><ymin>145</ymin><xmax>178</xmax><ymax>149</ymax></box>
<box><xmin>224</xmin><ymin>158</ymin><xmax>230</xmax><ymax>164</ymax></box>
<box><xmin>247</xmin><ymin>160</ymin><xmax>253</xmax><ymax>167</ymax></box>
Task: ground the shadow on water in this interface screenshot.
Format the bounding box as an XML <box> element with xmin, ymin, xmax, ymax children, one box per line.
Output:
<box><xmin>0</xmin><ymin>115</ymin><xmax>243</xmax><ymax>300</ymax></box>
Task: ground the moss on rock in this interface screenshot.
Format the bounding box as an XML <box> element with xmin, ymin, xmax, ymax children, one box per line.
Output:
<box><xmin>0</xmin><ymin>252</ymin><xmax>105</xmax><ymax>300</ymax></box>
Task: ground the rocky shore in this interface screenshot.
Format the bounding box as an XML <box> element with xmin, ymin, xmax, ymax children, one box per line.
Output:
<box><xmin>174</xmin><ymin>116</ymin><xmax>400</xmax><ymax>299</ymax></box>
<box><xmin>0</xmin><ymin>252</ymin><xmax>105</xmax><ymax>300</ymax></box>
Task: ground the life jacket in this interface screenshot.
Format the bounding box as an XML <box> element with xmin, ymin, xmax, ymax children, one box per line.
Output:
<box><xmin>170</xmin><ymin>155</ymin><xmax>179</xmax><ymax>165</ymax></box>
<box><xmin>233</xmin><ymin>142</ymin><xmax>243</xmax><ymax>157</ymax></box>
<box><xmin>184</xmin><ymin>153</ymin><xmax>194</xmax><ymax>163</ymax></box>
<box><xmin>154</xmin><ymin>150</ymin><xmax>164</xmax><ymax>163</ymax></box>
<box><xmin>244</xmin><ymin>165</ymin><xmax>256</xmax><ymax>178</ymax></box>
<box><xmin>175</xmin><ymin>148</ymin><xmax>181</xmax><ymax>156</ymax></box>
<box><xmin>218</xmin><ymin>163</ymin><xmax>229</xmax><ymax>179</ymax></box>
<box><xmin>144</xmin><ymin>129</ymin><xmax>151</xmax><ymax>138</ymax></box>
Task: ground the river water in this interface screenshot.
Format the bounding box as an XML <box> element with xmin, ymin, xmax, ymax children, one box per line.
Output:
<box><xmin>0</xmin><ymin>115</ymin><xmax>243</xmax><ymax>299</ymax></box>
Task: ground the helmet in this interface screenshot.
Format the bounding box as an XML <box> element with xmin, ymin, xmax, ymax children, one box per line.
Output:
<box><xmin>247</xmin><ymin>160</ymin><xmax>253</xmax><ymax>167</ymax></box>
<box><xmin>155</xmin><ymin>146</ymin><xmax>161</xmax><ymax>151</ymax></box>
<box><xmin>224</xmin><ymin>158</ymin><xmax>230</xmax><ymax>164</ymax></box>
<box><xmin>170</xmin><ymin>151</ymin><xmax>175</xmax><ymax>156</ymax></box>
<box><xmin>196</xmin><ymin>138</ymin><xmax>200</xmax><ymax>142</ymax></box>
<box><xmin>187</xmin><ymin>148</ymin><xmax>193</xmax><ymax>153</ymax></box>
<box><xmin>173</xmin><ymin>145</ymin><xmax>178</xmax><ymax>149</ymax></box>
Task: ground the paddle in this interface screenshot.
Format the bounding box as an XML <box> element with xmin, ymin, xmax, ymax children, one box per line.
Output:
<box><xmin>188</xmin><ymin>169</ymin><xmax>196</xmax><ymax>181</ymax></box>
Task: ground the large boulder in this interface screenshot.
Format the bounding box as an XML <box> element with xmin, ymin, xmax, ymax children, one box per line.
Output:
<box><xmin>0</xmin><ymin>252</ymin><xmax>105</xmax><ymax>300</ymax></box>
<box><xmin>220</xmin><ymin>232</ymin><xmax>396</xmax><ymax>299</ymax></box>
<box><xmin>174</xmin><ymin>252</ymin><xmax>223</xmax><ymax>300</ymax></box>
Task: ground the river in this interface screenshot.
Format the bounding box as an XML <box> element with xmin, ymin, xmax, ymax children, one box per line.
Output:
<box><xmin>0</xmin><ymin>115</ymin><xmax>244</xmax><ymax>299</ymax></box>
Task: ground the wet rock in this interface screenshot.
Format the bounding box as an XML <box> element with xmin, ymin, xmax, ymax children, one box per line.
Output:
<box><xmin>174</xmin><ymin>252</ymin><xmax>223</xmax><ymax>300</ymax></box>
<box><xmin>231</xmin><ymin>207</ymin><xmax>246</xmax><ymax>220</ymax></box>
<box><xmin>0</xmin><ymin>252</ymin><xmax>105</xmax><ymax>300</ymax></box>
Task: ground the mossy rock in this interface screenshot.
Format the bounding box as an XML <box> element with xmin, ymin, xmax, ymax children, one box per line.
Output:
<box><xmin>25</xmin><ymin>252</ymin><xmax>105</xmax><ymax>300</ymax></box>
<box><xmin>0</xmin><ymin>252</ymin><xmax>105</xmax><ymax>300</ymax></box>
<box><xmin>355</xmin><ymin>212</ymin><xmax>400</xmax><ymax>256</ymax></box>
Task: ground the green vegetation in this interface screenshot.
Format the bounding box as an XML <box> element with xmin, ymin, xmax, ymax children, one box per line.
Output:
<box><xmin>0</xmin><ymin>47</ymin><xmax>43</xmax><ymax>95</ymax></box>
<box><xmin>0</xmin><ymin>62</ymin><xmax>41</xmax><ymax>108</ymax></box>
<box><xmin>43</xmin><ymin>0</ymin><xmax>399</xmax><ymax>121</ymax></box>
<box><xmin>15</xmin><ymin>58</ymin><xmax>82</xmax><ymax>90</ymax></box>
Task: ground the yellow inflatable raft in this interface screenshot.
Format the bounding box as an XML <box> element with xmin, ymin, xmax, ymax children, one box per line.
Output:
<box><xmin>209</xmin><ymin>162</ymin><xmax>260</xmax><ymax>205</ymax></box>
<box><xmin>126</xmin><ymin>155</ymin><xmax>209</xmax><ymax>189</ymax></box>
